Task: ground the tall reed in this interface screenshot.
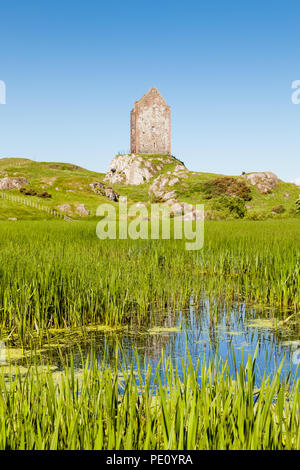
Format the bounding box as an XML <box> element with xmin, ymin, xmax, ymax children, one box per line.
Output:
<box><xmin>0</xmin><ymin>219</ymin><xmax>299</xmax><ymax>344</ymax></box>
<box><xmin>0</xmin><ymin>347</ymin><xmax>299</xmax><ymax>450</ymax></box>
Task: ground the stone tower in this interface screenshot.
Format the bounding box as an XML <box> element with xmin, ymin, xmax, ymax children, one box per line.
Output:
<box><xmin>130</xmin><ymin>88</ymin><xmax>171</xmax><ymax>155</ymax></box>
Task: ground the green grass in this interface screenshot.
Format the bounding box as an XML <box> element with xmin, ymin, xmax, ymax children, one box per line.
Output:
<box><xmin>175</xmin><ymin>173</ymin><xmax>300</xmax><ymax>218</ymax></box>
<box><xmin>1</xmin><ymin>217</ymin><xmax>300</xmax><ymax>449</ymax></box>
<box><xmin>0</xmin><ymin>347</ymin><xmax>299</xmax><ymax>450</ymax></box>
<box><xmin>1</xmin><ymin>157</ymin><xmax>299</xmax><ymax>220</ymax></box>
<box><xmin>1</xmin><ymin>159</ymin><xmax>300</xmax><ymax>450</ymax></box>
<box><xmin>0</xmin><ymin>219</ymin><xmax>300</xmax><ymax>345</ymax></box>
<box><xmin>0</xmin><ymin>157</ymin><xmax>112</xmax><ymax>219</ymax></box>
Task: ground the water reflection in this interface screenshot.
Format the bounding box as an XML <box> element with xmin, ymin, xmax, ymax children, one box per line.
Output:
<box><xmin>2</xmin><ymin>298</ymin><xmax>300</xmax><ymax>387</ymax></box>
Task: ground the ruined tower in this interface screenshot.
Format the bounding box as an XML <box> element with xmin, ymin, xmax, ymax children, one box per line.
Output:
<box><xmin>130</xmin><ymin>88</ymin><xmax>171</xmax><ymax>155</ymax></box>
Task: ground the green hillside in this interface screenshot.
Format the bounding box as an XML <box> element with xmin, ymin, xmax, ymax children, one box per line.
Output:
<box><xmin>0</xmin><ymin>156</ymin><xmax>299</xmax><ymax>220</ymax></box>
<box><xmin>0</xmin><ymin>158</ymin><xmax>109</xmax><ymax>220</ymax></box>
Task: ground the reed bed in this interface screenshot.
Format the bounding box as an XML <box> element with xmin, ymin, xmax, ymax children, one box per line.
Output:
<box><xmin>0</xmin><ymin>219</ymin><xmax>299</xmax><ymax>344</ymax></box>
<box><xmin>0</xmin><ymin>348</ymin><xmax>299</xmax><ymax>450</ymax></box>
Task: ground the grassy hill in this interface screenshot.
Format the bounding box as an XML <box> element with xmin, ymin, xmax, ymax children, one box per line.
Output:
<box><xmin>0</xmin><ymin>158</ymin><xmax>109</xmax><ymax>220</ymax></box>
<box><xmin>0</xmin><ymin>156</ymin><xmax>299</xmax><ymax>220</ymax></box>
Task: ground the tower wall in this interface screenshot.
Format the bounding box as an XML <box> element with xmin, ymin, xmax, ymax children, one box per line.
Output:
<box><xmin>130</xmin><ymin>88</ymin><xmax>171</xmax><ymax>155</ymax></box>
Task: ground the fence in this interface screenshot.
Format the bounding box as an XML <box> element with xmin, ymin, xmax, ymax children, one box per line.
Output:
<box><xmin>1</xmin><ymin>191</ymin><xmax>64</xmax><ymax>218</ymax></box>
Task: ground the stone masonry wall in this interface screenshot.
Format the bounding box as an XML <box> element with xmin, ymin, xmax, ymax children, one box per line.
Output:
<box><xmin>130</xmin><ymin>88</ymin><xmax>171</xmax><ymax>155</ymax></box>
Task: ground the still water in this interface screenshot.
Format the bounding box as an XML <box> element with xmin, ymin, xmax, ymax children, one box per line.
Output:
<box><xmin>2</xmin><ymin>298</ymin><xmax>300</xmax><ymax>387</ymax></box>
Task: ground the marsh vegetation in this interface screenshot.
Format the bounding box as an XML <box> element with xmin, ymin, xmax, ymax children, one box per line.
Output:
<box><xmin>0</xmin><ymin>219</ymin><xmax>300</xmax><ymax>449</ymax></box>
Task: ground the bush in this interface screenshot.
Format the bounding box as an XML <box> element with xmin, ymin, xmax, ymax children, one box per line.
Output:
<box><xmin>203</xmin><ymin>177</ymin><xmax>252</xmax><ymax>201</ymax></box>
<box><xmin>245</xmin><ymin>210</ymin><xmax>269</xmax><ymax>221</ymax></box>
<box><xmin>37</xmin><ymin>191</ymin><xmax>52</xmax><ymax>198</ymax></box>
<box><xmin>272</xmin><ymin>205</ymin><xmax>285</xmax><ymax>214</ymax></box>
<box><xmin>20</xmin><ymin>187</ymin><xmax>37</xmax><ymax>196</ymax></box>
<box><xmin>212</xmin><ymin>196</ymin><xmax>246</xmax><ymax>219</ymax></box>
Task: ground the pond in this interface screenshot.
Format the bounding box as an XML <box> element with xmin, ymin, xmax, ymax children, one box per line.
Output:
<box><xmin>1</xmin><ymin>298</ymin><xmax>300</xmax><ymax>388</ymax></box>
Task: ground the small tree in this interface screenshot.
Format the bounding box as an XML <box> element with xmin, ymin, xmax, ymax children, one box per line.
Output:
<box><xmin>212</xmin><ymin>196</ymin><xmax>246</xmax><ymax>218</ymax></box>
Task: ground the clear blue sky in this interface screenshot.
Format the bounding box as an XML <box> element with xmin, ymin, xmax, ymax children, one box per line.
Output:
<box><xmin>0</xmin><ymin>0</ymin><xmax>300</xmax><ymax>183</ymax></box>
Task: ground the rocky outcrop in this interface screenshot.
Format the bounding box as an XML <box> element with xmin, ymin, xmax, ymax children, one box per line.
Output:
<box><xmin>57</xmin><ymin>203</ymin><xmax>90</xmax><ymax>216</ymax></box>
<box><xmin>75</xmin><ymin>204</ymin><xmax>90</xmax><ymax>216</ymax></box>
<box><xmin>147</xmin><ymin>163</ymin><xmax>204</xmax><ymax>219</ymax></box>
<box><xmin>166</xmin><ymin>200</ymin><xmax>204</xmax><ymax>221</ymax></box>
<box><xmin>172</xmin><ymin>165</ymin><xmax>189</xmax><ymax>178</ymax></box>
<box><xmin>90</xmin><ymin>182</ymin><xmax>106</xmax><ymax>194</ymax></box>
<box><xmin>242</xmin><ymin>172</ymin><xmax>278</xmax><ymax>194</ymax></box>
<box><xmin>90</xmin><ymin>182</ymin><xmax>119</xmax><ymax>201</ymax></box>
<box><xmin>104</xmin><ymin>154</ymin><xmax>182</xmax><ymax>185</ymax></box>
<box><xmin>0</xmin><ymin>177</ymin><xmax>29</xmax><ymax>190</ymax></box>
<box><xmin>104</xmin><ymin>188</ymin><xmax>118</xmax><ymax>202</ymax></box>
<box><xmin>57</xmin><ymin>204</ymin><xmax>72</xmax><ymax>214</ymax></box>
<box><xmin>149</xmin><ymin>173</ymin><xmax>203</xmax><ymax>220</ymax></box>
<box><xmin>149</xmin><ymin>174</ymin><xmax>179</xmax><ymax>202</ymax></box>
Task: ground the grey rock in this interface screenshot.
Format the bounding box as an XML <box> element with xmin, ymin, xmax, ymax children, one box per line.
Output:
<box><xmin>57</xmin><ymin>204</ymin><xmax>72</xmax><ymax>213</ymax></box>
<box><xmin>90</xmin><ymin>182</ymin><xmax>106</xmax><ymax>194</ymax></box>
<box><xmin>105</xmin><ymin>154</ymin><xmax>155</xmax><ymax>185</ymax></box>
<box><xmin>75</xmin><ymin>204</ymin><xmax>90</xmax><ymax>216</ymax></box>
<box><xmin>90</xmin><ymin>182</ymin><xmax>119</xmax><ymax>201</ymax></box>
<box><xmin>242</xmin><ymin>172</ymin><xmax>279</xmax><ymax>194</ymax></box>
<box><xmin>104</xmin><ymin>188</ymin><xmax>119</xmax><ymax>202</ymax></box>
<box><xmin>0</xmin><ymin>177</ymin><xmax>29</xmax><ymax>190</ymax></box>
<box><xmin>105</xmin><ymin>154</ymin><xmax>180</xmax><ymax>186</ymax></box>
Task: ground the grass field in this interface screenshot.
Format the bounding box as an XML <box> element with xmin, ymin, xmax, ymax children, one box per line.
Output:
<box><xmin>0</xmin><ymin>219</ymin><xmax>300</xmax><ymax>345</ymax></box>
<box><xmin>1</xmin><ymin>217</ymin><xmax>300</xmax><ymax>449</ymax></box>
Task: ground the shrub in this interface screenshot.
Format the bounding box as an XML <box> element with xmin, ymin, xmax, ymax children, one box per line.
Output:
<box><xmin>203</xmin><ymin>177</ymin><xmax>252</xmax><ymax>201</ymax></box>
<box><xmin>212</xmin><ymin>196</ymin><xmax>246</xmax><ymax>218</ymax></box>
<box><xmin>245</xmin><ymin>210</ymin><xmax>269</xmax><ymax>221</ymax></box>
<box><xmin>272</xmin><ymin>205</ymin><xmax>285</xmax><ymax>214</ymax></box>
<box><xmin>37</xmin><ymin>191</ymin><xmax>52</xmax><ymax>198</ymax></box>
<box><xmin>20</xmin><ymin>187</ymin><xmax>37</xmax><ymax>196</ymax></box>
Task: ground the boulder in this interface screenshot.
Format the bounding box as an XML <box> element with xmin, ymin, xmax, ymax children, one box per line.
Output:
<box><xmin>242</xmin><ymin>172</ymin><xmax>278</xmax><ymax>194</ymax></box>
<box><xmin>90</xmin><ymin>182</ymin><xmax>105</xmax><ymax>194</ymax></box>
<box><xmin>104</xmin><ymin>188</ymin><xmax>119</xmax><ymax>202</ymax></box>
<box><xmin>57</xmin><ymin>204</ymin><xmax>72</xmax><ymax>214</ymax></box>
<box><xmin>149</xmin><ymin>174</ymin><xmax>178</xmax><ymax>201</ymax></box>
<box><xmin>175</xmin><ymin>210</ymin><xmax>204</xmax><ymax>221</ymax></box>
<box><xmin>90</xmin><ymin>182</ymin><xmax>119</xmax><ymax>201</ymax></box>
<box><xmin>166</xmin><ymin>200</ymin><xmax>204</xmax><ymax>221</ymax></box>
<box><xmin>0</xmin><ymin>177</ymin><xmax>29</xmax><ymax>190</ymax></box>
<box><xmin>75</xmin><ymin>204</ymin><xmax>90</xmax><ymax>216</ymax></box>
<box><xmin>167</xmin><ymin>201</ymin><xmax>183</xmax><ymax>215</ymax></box>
